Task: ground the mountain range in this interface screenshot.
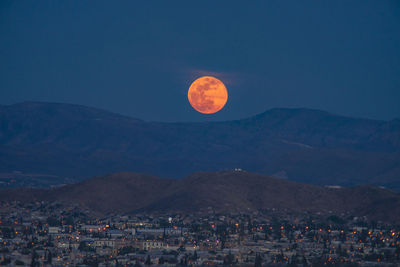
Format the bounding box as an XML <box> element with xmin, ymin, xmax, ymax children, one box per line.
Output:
<box><xmin>0</xmin><ymin>102</ymin><xmax>399</xmax><ymax>189</ymax></box>
<box><xmin>1</xmin><ymin>171</ymin><xmax>400</xmax><ymax>223</ymax></box>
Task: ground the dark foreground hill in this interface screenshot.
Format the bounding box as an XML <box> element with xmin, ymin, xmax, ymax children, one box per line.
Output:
<box><xmin>0</xmin><ymin>102</ymin><xmax>399</xmax><ymax>189</ymax></box>
<box><xmin>1</xmin><ymin>171</ymin><xmax>400</xmax><ymax>223</ymax></box>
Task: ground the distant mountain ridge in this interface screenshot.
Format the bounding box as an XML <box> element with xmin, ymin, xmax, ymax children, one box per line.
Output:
<box><xmin>0</xmin><ymin>102</ymin><xmax>399</xmax><ymax>189</ymax></box>
<box><xmin>1</xmin><ymin>171</ymin><xmax>400</xmax><ymax>223</ymax></box>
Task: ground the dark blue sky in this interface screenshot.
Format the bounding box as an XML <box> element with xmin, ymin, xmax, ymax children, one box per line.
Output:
<box><xmin>1</xmin><ymin>1</ymin><xmax>399</xmax><ymax>122</ymax></box>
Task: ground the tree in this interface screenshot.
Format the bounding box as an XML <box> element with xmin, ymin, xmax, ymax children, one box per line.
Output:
<box><xmin>223</xmin><ymin>251</ymin><xmax>234</xmax><ymax>265</ymax></box>
<box><xmin>178</xmin><ymin>245</ymin><xmax>186</xmax><ymax>252</ymax></box>
<box><xmin>1</xmin><ymin>258</ymin><xmax>11</xmax><ymax>265</ymax></box>
<box><xmin>327</xmin><ymin>215</ymin><xmax>345</xmax><ymax>225</ymax></box>
<box><xmin>15</xmin><ymin>260</ymin><xmax>25</xmax><ymax>265</ymax></box>
<box><xmin>302</xmin><ymin>255</ymin><xmax>308</xmax><ymax>265</ymax></box>
<box><xmin>290</xmin><ymin>254</ymin><xmax>299</xmax><ymax>265</ymax></box>
<box><xmin>192</xmin><ymin>250</ymin><xmax>198</xmax><ymax>262</ymax></box>
<box><xmin>30</xmin><ymin>249</ymin><xmax>37</xmax><ymax>267</ymax></box>
<box><xmin>254</xmin><ymin>253</ymin><xmax>262</xmax><ymax>267</ymax></box>
<box><xmin>78</xmin><ymin>241</ymin><xmax>87</xmax><ymax>251</ymax></box>
<box><xmin>1</xmin><ymin>227</ymin><xmax>15</xmax><ymax>239</ymax></box>
<box><xmin>145</xmin><ymin>255</ymin><xmax>152</xmax><ymax>265</ymax></box>
<box><xmin>83</xmin><ymin>257</ymin><xmax>99</xmax><ymax>267</ymax></box>
<box><xmin>46</xmin><ymin>216</ymin><xmax>60</xmax><ymax>227</ymax></box>
<box><xmin>47</xmin><ymin>251</ymin><xmax>53</xmax><ymax>264</ymax></box>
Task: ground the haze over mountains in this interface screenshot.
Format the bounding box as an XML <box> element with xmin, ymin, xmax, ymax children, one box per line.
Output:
<box><xmin>0</xmin><ymin>102</ymin><xmax>399</xmax><ymax>189</ymax></box>
<box><xmin>2</xmin><ymin>171</ymin><xmax>400</xmax><ymax>223</ymax></box>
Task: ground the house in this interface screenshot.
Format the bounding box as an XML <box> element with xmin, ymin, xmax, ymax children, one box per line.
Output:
<box><xmin>140</xmin><ymin>240</ymin><xmax>164</xmax><ymax>251</ymax></box>
<box><xmin>48</xmin><ymin>226</ymin><xmax>60</xmax><ymax>234</ymax></box>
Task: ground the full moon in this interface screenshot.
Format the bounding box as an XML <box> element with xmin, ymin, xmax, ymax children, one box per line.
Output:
<box><xmin>188</xmin><ymin>76</ymin><xmax>228</xmax><ymax>114</ymax></box>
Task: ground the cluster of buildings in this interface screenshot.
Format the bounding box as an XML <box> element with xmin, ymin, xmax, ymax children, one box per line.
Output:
<box><xmin>0</xmin><ymin>200</ymin><xmax>399</xmax><ymax>266</ymax></box>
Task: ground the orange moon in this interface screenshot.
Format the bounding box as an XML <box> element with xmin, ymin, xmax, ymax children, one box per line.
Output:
<box><xmin>188</xmin><ymin>76</ymin><xmax>228</xmax><ymax>114</ymax></box>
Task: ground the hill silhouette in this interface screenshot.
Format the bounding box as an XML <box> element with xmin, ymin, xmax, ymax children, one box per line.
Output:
<box><xmin>0</xmin><ymin>102</ymin><xmax>399</xmax><ymax>189</ymax></box>
<box><xmin>1</xmin><ymin>171</ymin><xmax>400</xmax><ymax>222</ymax></box>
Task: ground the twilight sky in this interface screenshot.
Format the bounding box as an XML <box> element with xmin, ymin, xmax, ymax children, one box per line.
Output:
<box><xmin>1</xmin><ymin>1</ymin><xmax>399</xmax><ymax>122</ymax></box>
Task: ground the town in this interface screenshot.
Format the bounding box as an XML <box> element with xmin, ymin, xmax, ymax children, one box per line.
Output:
<box><xmin>1</xmin><ymin>201</ymin><xmax>399</xmax><ymax>266</ymax></box>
